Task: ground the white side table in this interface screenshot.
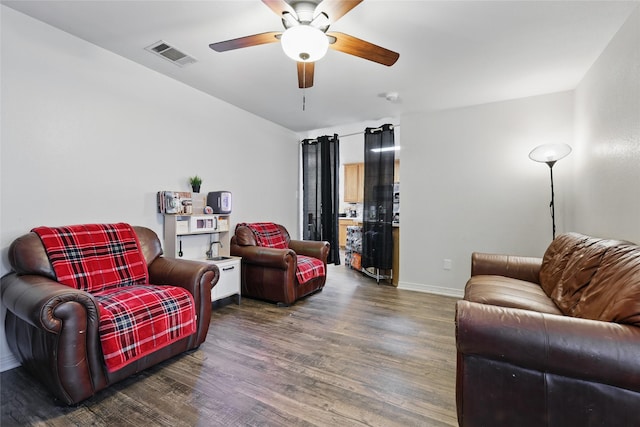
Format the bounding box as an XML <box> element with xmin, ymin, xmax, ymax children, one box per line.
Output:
<box><xmin>205</xmin><ymin>256</ymin><xmax>241</xmax><ymax>305</ymax></box>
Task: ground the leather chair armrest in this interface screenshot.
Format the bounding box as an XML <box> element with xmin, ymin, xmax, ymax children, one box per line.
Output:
<box><xmin>1</xmin><ymin>273</ymin><xmax>105</xmax><ymax>404</ymax></box>
<box><xmin>147</xmin><ymin>257</ymin><xmax>219</xmax><ymax>347</ymax></box>
<box><xmin>1</xmin><ymin>273</ymin><xmax>98</xmax><ymax>332</ymax></box>
<box><xmin>288</xmin><ymin>240</ymin><xmax>330</xmax><ymax>263</ymax></box>
<box><xmin>148</xmin><ymin>257</ymin><xmax>219</xmax><ymax>293</ymax></box>
<box><xmin>231</xmin><ymin>244</ymin><xmax>296</xmax><ymax>269</ymax></box>
<box><xmin>456</xmin><ymin>300</ymin><xmax>640</xmax><ymax>393</ymax></box>
<box><xmin>471</xmin><ymin>252</ymin><xmax>542</xmax><ymax>284</ymax></box>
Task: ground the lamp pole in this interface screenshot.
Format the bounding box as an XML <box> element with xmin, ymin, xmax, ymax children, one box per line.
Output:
<box><xmin>529</xmin><ymin>143</ymin><xmax>571</xmax><ymax>241</ymax></box>
<box><xmin>547</xmin><ymin>161</ymin><xmax>557</xmax><ymax>240</ymax></box>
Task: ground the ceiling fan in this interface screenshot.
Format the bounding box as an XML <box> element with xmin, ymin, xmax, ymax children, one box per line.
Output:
<box><xmin>209</xmin><ymin>0</ymin><xmax>400</xmax><ymax>89</ymax></box>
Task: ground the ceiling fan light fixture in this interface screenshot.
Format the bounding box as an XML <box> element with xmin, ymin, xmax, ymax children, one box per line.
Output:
<box><xmin>281</xmin><ymin>25</ymin><xmax>329</xmax><ymax>62</ymax></box>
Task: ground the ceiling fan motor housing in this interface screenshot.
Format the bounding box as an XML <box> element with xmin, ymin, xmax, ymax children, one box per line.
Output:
<box><xmin>290</xmin><ymin>1</ymin><xmax>320</xmax><ymax>24</ymax></box>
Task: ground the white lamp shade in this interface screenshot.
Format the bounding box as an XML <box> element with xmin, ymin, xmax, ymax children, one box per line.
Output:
<box><xmin>529</xmin><ymin>143</ymin><xmax>572</xmax><ymax>164</ymax></box>
<box><xmin>281</xmin><ymin>25</ymin><xmax>329</xmax><ymax>62</ymax></box>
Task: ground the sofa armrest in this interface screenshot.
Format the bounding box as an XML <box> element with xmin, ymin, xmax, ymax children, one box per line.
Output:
<box><xmin>230</xmin><ymin>244</ymin><xmax>296</xmax><ymax>269</ymax></box>
<box><xmin>456</xmin><ymin>300</ymin><xmax>640</xmax><ymax>393</ymax></box>
<box><xmin>471</xmin><ymin>252</ymin><xmax>542</xmax><ymax>284</ymax></box>
<box><xmin>288</xmin><ymin>240</ymin><xmax>330</xmax><ymax>263</ymax></box>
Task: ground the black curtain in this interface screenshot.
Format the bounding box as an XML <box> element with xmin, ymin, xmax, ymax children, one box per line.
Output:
<box><xmin>362</xmin><ymin>124</ymin><xmax>395</xmax><ymax>270</ymax></box>
<box><xmin>302</xmin><ymin>134</ymin><xmax>341</xmax><ymax>265</ymax></box>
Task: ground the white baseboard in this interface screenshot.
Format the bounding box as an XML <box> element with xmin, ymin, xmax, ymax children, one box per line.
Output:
<box><xmin>1</xmin><ymin>352</ymin><xmax>19</xmax><ymax>372</ymax></box>
<box><xmin>398</xmin><ymin>281</ymin><xmax>464</xmax><ymax>299</ymax></box>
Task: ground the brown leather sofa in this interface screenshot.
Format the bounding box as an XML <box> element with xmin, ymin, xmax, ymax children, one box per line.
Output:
<box><xmin>1</xmin><ymin>225</ymin><xmax>219</xmax><ymax>405</ymax></box>
<box><xmin>230</xmin><ymin>223</ymin><xmax>329</xmax><ymax>306</ymax></box>
<box><xmin>455</xmin><ymin>232</ymin><xmax>640</xmax><ymax>426</ymax></box>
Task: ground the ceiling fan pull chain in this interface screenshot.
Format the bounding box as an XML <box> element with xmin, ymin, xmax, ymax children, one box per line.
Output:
<box><xmin>302</xmin><ymin>63</ymin><xmax>306</xmax><ymax>111</ymax></box>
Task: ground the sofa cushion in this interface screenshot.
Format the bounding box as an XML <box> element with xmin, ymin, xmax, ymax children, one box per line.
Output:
<box><xmin>465</xmin><ymin>275</ymin><xmax>562</xmax><ymax>315</ymax></box>
<box><xmin>95</xmin><ymin>284</ymin><xmax>196</xmax><ymax>372</ymax></box>
<box><xmin>540</xmin><ymin>232</ymin><xmax>640</xmax><ymax>325</ymax></box>
<box><xmin>32</xmin><ymin>223</ymin><xmax>148</xmax><ymax>293</ymax></box>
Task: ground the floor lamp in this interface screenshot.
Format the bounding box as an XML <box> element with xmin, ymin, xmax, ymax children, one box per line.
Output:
<box><xmin>529</xmin><ymin>143</ymin><xmax>572</xmax><ymax>240</ymax></box>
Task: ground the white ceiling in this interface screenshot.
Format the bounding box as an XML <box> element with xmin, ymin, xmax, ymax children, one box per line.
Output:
<box><xmin>2</xmin><ymin>0</ymin><xmax>637</xmax><ymax>133</ymax></box>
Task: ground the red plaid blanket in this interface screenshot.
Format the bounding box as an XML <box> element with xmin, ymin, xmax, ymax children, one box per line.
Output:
<box><xmin>95</xmin><ymin>285</ymin><xmax>195</xmax><ymax>372</ymax></box>
<box><xmin>33</xmin><ymin>223</ymin><xmax>196</xmax><ymax>372</ymax></box>
<box><xmin>296</xmin><ymin>255</ymin><xmax>325</xmax><ymax>284</ymax></box>
<box><xmin>32</xmin><ymin>223</ymin><xmax>148</xmax><ymax>293</ymax></box>
<box><xmin>241</xmin><ymin>222</ymin><xmax>288</xmax><ymax>249</ymax></box>
<box><xmin>241</xmin><ymin>222</ymin><xmax>324</xmax><ymax>284</ymax></box>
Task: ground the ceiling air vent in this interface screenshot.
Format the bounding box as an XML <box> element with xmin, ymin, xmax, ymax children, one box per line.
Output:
<box><xmin>145</xmin><ymin>40</ymin><xmax>197</xmax><ymax>67</ymax></box>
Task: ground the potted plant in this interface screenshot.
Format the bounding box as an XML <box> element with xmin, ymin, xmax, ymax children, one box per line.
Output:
<box><xmin>189</xmin><ymin>175</ymin><xmax>202</xmax><ymax>193</ymax></box>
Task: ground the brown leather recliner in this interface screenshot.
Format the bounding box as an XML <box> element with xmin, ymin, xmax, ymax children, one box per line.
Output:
<box><xmin>1</xmin><ymin>225</ymin><xmax>219</xmax><ymax>405</ymax></box>
<box><xmin>230</xmin><ymin>223</ymin><xmax>329</xmax><ymax>306</ymax></box>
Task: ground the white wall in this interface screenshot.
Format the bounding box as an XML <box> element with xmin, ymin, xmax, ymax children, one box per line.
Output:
<box><xmin>398</xmin><ymin>3</ymin><xmax>640</xmax><ymax>295</ymax></box>
<box><xmin>399</xmin><ymin>92</ymin><xmax>575</xmax><ymax>296</ymax></box>
<box><xmin>1</xmin><ymin>7</ymin><xmax>299</xmax><ymax>371</ymax></box>
<box><xmin>572</xmin><ymin>6</ymin><xmax>640</xmax><ymax>243</ymax></box>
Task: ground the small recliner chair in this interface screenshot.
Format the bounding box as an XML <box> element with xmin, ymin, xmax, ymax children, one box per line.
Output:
<box><xmin>230</xmin><ymin>222</ymin><xmax>329</xmax><ymax>306</ymax></box>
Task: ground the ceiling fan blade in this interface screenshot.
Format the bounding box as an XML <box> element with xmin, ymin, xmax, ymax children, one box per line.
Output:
<box><xmin>297</xmin><ymin>62</ymin><xmax>315</xmax><ymax>89</ymax></box>
<box><xmin>209</xmin><ymin>31</ymin><xmax>282</xmax><ymax>52</ymax></box>
<box><xmin>315</xmin><ymin>0</ymin><xmax>363</xmax><ymax>24</ymax></box>
<box><xmin>262</xmin><ymin>0</ymin><xmax>295</xmax><ymax>17</ymax></box>
<box><xmin>327</xmin><ymin>32</ymin><xmax>399</xmax><ymax>66</ymax></box>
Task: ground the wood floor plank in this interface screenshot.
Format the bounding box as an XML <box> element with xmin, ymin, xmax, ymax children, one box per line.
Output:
<box><xmin>1</xmin><ymin>262</ymin><xmax>459</xmax><ymax>426</ymax></box>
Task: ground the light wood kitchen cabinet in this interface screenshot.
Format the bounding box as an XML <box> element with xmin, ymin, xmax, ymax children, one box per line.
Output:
<box><xmin>344</xmin><ymin>161</ymin><xmax>399</xmax><ymax>204</ymax></box>
<box><xmin>344</xmin><ymin>163</ymin><xmax>364</xmax><ymax>203</ymax></box>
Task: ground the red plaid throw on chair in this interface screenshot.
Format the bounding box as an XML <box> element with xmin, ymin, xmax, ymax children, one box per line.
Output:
<box><xmin>241</xmin><ymin>222</ymin><xmax>288</xmax><ymax>249</ymax></box>
<box><xmin>32</xmin><ymin>223</ymin><xmax>149</xmax><ymax>293</ymax></box>
<box><xmin>33</xmin><ymin>223</ymin><xmax>196</xmax><ymax>372</ymax></box>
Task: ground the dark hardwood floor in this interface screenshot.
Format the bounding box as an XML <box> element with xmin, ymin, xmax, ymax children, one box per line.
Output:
<box><xmin>1</xmin><ymin>262</ymin><xmax>459</xmax><ymax>427</ymax></box>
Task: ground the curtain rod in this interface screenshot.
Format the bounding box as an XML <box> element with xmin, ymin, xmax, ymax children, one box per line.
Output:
<box><xmin>301</xmin><ymin>124</ymin><xmax>400</xmax><ymax>144</ymax></box>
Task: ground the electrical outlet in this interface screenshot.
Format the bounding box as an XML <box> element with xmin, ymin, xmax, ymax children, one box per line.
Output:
<box><xmin>443</xmin><ymin>259</ymin><xmax>452</xmax><ymax>270</ymax></box>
